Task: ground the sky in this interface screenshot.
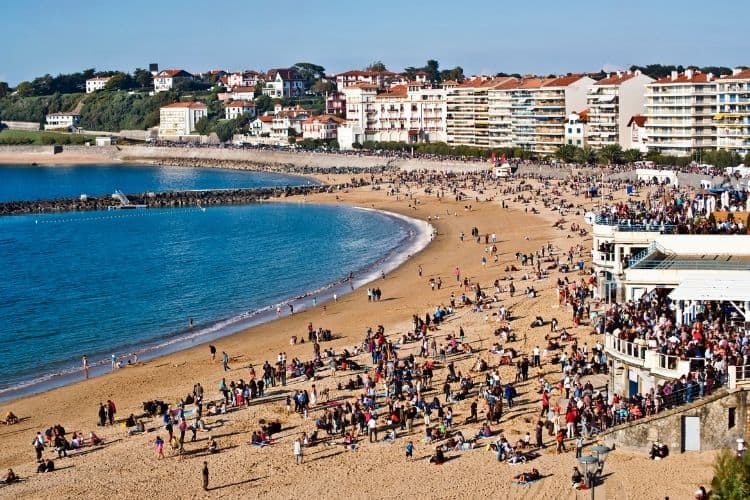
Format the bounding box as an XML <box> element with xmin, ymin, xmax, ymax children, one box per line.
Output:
<box><xmin>1</xmin><ymin>0</ymin><xmax>748</xmax><ymax>84</ymax></box>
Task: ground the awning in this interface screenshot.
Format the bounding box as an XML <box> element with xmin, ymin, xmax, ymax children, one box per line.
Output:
<box><xmin>669</xmin><ymin>277</ymin><xmax>750</xmax><ymax>302</ymax></box>
<box><xmin>597</xmin><ymin>94</ymin><xmax>617</xmax><ymax>103</ymax></box>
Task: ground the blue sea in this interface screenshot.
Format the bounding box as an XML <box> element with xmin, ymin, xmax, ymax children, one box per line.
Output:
<box><xmin>0</xmin><ymin>165</ymin><xmax>423</xmax><ymax>400</ymax></box>
<box><xmin>0</xmin><ymin>163</ymin><xmax>314</xmax><ymax>202</ymax></box>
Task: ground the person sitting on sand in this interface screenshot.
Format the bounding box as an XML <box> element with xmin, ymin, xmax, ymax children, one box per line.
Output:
<box><xmin>207</xmin><ymin>435</ymin><xmax>218</xmax><ymax>453</ymax></box>
<box><xmin>429</xmin><ymin>446</ymin><xmax>445</xmax><ymax>464</ymax></box>
<box><xmin>4</xmin><ymin>412</ymin><xmax>18</xmax><ymax>425</ymax></box>
<box><xmin>514</xmin><ymin>468</ymin><xmax>541</xmax><ymax>483</ymax></box>
<box><xmin>3</xmin><ymin>468</ymin><xmax>18</xmax><ymax>483</ymax></box>
<box><xmin>89</xmin><ymin>431</ymin><xmax>103</xmax><ymax>445</ymax></box>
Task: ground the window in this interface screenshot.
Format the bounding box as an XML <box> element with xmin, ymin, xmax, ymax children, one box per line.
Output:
<box><xmin>576</xmin><ymin>128</ymin><xmax>581</xmax><ymax>134</ymax></box>
<box><xmin>576</xmin><ymin>140</ymin><xmax>581</xmax><ymax>145</ymax></box>
<box><xmin>568</xmin><ymin>128</ymin><xmax>573</xmax><ymax>133</ymax></box>
<box><xmin>729</xmin><ymin>407</ymin><xmax>736</xmax><ymax>429</ymax></box>
<box><xmin>568</xmin><ymin>140</ymin><xmax>573</xmax><ymax>145</ymax></box>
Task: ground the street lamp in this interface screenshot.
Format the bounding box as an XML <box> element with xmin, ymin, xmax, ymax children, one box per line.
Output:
<box><xmin>578</xmin><ymin>444</ymin><xmax>611</xmax><ymax>500</ymax></box>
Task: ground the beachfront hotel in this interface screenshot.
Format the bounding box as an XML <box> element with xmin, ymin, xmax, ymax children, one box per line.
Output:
<box><xmin>644</xmin><ymin>69</ymin><xmax>717</xmax><ymax>156</ymax></box>
<box><xmin>338</xmin><ymin>82</ymin><xmax>448</xmax><ymax>148</ymax></box>
<box><xmin>446</xmin><ymin>77</ymin><xmax>516</xmax><ymax>148</ymax></box>
<box><xmin>586</xmin><ymin>70</ymin><xmax>654</xmax><ymax>149</ymax></box>
<box><xmin>714</xmin><ymin>68</ymin><xmax>750</xmax><ymax>156</ymax></box>
<box><xmin>158</xmin><ymin>101</ymin><xmax>208</xmax><ymax>138</ymax></box>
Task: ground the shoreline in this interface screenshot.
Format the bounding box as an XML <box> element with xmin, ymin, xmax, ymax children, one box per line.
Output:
<box><xmin>0</xmin><ymin>203</ymin><xmax>433</xmax><ymax>403</ymax></box>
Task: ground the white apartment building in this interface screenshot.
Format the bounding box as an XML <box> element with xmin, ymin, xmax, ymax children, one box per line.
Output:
<box><xmin>447</xmin><ymin>77</ymin><xmax>515</xmax><ymax>148</ymax></box>
<box><xmin>270</xmin><ymin>106</ymin><xmax>309</xmax><ymax>142</ymax></box>
<box><xmin>153</xmin><ymin>69</ymin><xmax>194</xmax><ymax>92</ymax></box>
<box><xmin>85</xmin><ymin>76</ymin><xmax>111</xmax><ymax>93</ymax></box>
<box><xmin>586</xmin><ymin>70</ymin><xmax>653</xmax><ymax>149</ymax></box>
<box><xmin>507</xmin><ymin>78</ymin><xmax>551</xmax><ymax>152</ymax></box>
<box><xmin>644</xmin><ymin>69</ymin><xmax>717</xmax><ymax>156</ymax></box>
<box><xmin>530</xmin><ymin>75</ymin><xmax>595</xmax><ymax>156</ymax></box>
<box><xmin>714</xmin><ymin>68</ymin><xmax>750</xmax><ymax>156</ymax></box>
<box><xmin>44</xmin><ymin>112</ymin><xmax>80</xmax><ymax>130</ymax></box>
<box><xmin>224</xmin><ymin>101</ymin><xmax>256</xmax><ymax>120</ymax></box>
<box><xmin>158</xmin><ymin>102</ymin><xmax>207</xmax><ymax>137</ymax></box>
<box><xmin>488</xmin><ymin>79</ymin><xmax>520</xmax><ymax>148</ymax></box>
<box><xmin>335</xmin><ymin>70</ymin><xmax>386</xmax><ymax>91</ymax></box>
<box><xmin>339</xmin><ymin>83</ymin><xmax>447</xmax><ymax>148</ymax></box>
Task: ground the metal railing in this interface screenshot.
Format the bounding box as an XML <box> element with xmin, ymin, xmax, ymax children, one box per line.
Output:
<box><xmin>630</xmin><ymin>259</ymin><xmax>750</xmax><ymax>271</ymax></box>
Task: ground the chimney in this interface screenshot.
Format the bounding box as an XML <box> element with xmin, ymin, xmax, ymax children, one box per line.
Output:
<box><xmin>671</xmin><ymin>70</ymin><xmax>678</xmax><ymax>81</ymax></box>
<box><xmin>616</xmin><ymin>71</ymin><xmax>622</xmax><ymax>78</ymax></box>
<box><xmin>685</xmin><ymin>69</ymin><xmax>693</xmax><ymax>79</ymax></box>
<box><xmin>634</xmin><ymin>69</ymin><xmax>641</xmax><ymax>76</ymax></box>
<box><xmin>733</xmin><ymin>67</ymin><xmax>742</xmax><ymax>76</ymax></box>
<box><xmin>707</xmin><ymin>73</ymin><xmax>713</xmax><ymax>82</ymax></box>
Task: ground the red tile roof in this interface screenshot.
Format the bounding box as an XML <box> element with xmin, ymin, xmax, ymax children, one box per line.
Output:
<box><xmin>627</xmin><ymin>115</ymin><xmax>647</xmax><ymax>127</ymax></box>
<box><xmin>231</xmin><ymin>86</ymin><xmax>256</xmax><ymax>93</ymax></box>
<box><xmin>267</xmin><ymin>68</ymin><xmax>301</xmax><ymax>81</ymax></box>
<box><xmin>156</xmin><ymin>69</ymin><xmax>193</xmax><ymax>78</ymax></box>
<box><xmin>652</xmin><ymin>71</ymin><xmax>714</xmax><ymax>84</ymax></box>
<box><xmin>595</xmin><ymin>73</ymin><xmax>637</xmax><ymax>86</ymax></box>
<box><xmin>258</xmin><ymin>116</ymin><xmax>274</xmax><ymax>123</ymax></box>
<box><xmin>304</xmin><ymin>114</ymin><xmax>345</xmax><ymax>124</ymax></box>
<box><xmin>376</xmin><ymin>85</ymin><xmax>408</xmax><ymax>98</ymax></box>
<box><xmin>543</xmin><ymin>74</ymin><xmax>587</xmax><ymax>87</ymax></box>
<box><xmin>161</xmin><ymin>102</ymin><xmax>207</xmax><ymax>109</ymax></box>
<box><xmin>718</xmin><ymin>69</ymin><xmax>750</xmax><ymax>81</ymax></box>
<box><xmin>225</xmin><ymin>100</ymin><xmax>255</xmax><ymax>108</ymax></box>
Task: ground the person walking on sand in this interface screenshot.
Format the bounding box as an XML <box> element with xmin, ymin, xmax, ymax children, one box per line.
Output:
<box><xmin>202</xmin><ymin>461</ymin><xmax>209</xmax><ymax>491</ymax></box>
<box><xmin>82</xmin><ymin>355</ymin><xmax>89</xmax><ymax>379</ymax></box>
<box><xmin>209</xmin><ymin>345</ymin><xmax>216</xmax><ymax>362</ymax></box>
<box><xmin>111</xmin><ymin>354</ymin><xmax>117</xmax><ymax>372</ymax></box>
<box><xmin>222</xmin><ymin>351</ymin><xmax>229</xmax><ymax>371</ymax></box>
<box><xmin>293</xmin><ymin>437</ymin><xmax>303</xmax><ymax>464</ymax></box>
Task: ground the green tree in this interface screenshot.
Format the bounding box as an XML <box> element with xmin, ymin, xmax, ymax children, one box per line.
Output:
<box><xmin>424</xmin><ymin>59</ymin><xmax>440</xmax><ymax>83</ymax></box>
<box><xmin>311</xmin><ymin>80</ymin><xmax>336</xmax><ymax>95</ymax></box>
<box><xmin>0</xmin><ymin>82</ymin><xmax>9</xmax><ymax>98</ymax></box>
<box><xmin>133</xmin><ymin>68</ymin><xmax>153</xmax><ymax>89</ymax></box>
<box><xmin>555</xmin><ymin>144</ymin><xmax>580</xmax><ymax>163</ymax></box>
<box><xmin>622</xmin><ymin>148</ymin><xmax>642</xmax><ymax>163</ymax></box>
<box><xmin>14</xmin><ymin>82</ymin><xmax>33</xmax><ymax>97</ymax></box>
<box><xmin>366</xmin><ymin>61</ymin><xmax>387</xmax><ymax>72</ymax></box>
<box><xmin>599</xmin><ymin>144</ymin><xmax>623</xmax><ymax>164</ymax></box>
<box><xmin>294</xmin><ymin>62</ymin><xmax>326</xmax><ymax>87</ymax></box>
<box><xmin>711</xmin><ymin>449</ymin><xmax>750</xmax><ymax>500</ymax></box>
<box><xmin>104</xmin><ymin>72</ymin><xmax>136</xmax><ymax>91</ymax></box>
<box><xmin>440</xmin><ymin>66</ymin><xmax>464</xmax><ymax>82</ymax></box>
<box><xmin>194</xmin><ymin>116</ymin><xmax>211</xmax><ymax>136</ymax></box>
<box><xmin>575</xmin><ymin>146</ymin><xmax>597</xmax><ymax>165</ymax></box>
<box><xmin>212</xmin><ymin>119</ymin><xmax>236</xmax><ymax>142</ymax></box>
<box><xmin>254</xmin><ymin>94</ymin><xmax>274</xmax><ymax>115</ymax></box>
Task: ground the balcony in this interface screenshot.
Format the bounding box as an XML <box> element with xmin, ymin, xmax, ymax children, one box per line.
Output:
<box><xmin>605</xmin><ymin>334</ymin><xmax>703</xmax><ymax>380</ymax></box>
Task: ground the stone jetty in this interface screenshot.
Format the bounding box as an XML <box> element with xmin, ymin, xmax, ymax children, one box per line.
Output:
<box><xmin>0</xmin><ymin>183</ymin><xmax>363</xmax><ymax>216</ymax></box>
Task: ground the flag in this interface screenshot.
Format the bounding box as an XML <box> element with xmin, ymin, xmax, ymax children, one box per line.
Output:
<box><xmin>500</xmin><ymin>153</ymin><xmax>507</xmax><ymax>164</ymax></box>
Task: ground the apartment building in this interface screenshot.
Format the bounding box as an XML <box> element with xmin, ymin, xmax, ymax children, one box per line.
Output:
<box><xmin>339</xmin><ymin>82</ymin><xmax>447</xmax><ymax>148</ymax></box>
<box><xmin>158</xmin><ymin>102</ymin><xmax>207</xmax><ymax>137</ymax></box>
<box><xmin>714</xmin><ymin>68</ymin><xmax>750</xmax><ymax>156</ymax></box>
<box><xmin>530</xmin><ymin>75</ymin><xmax>595</xmax><ymax>156</ymax></box>
<box><xmin>44</xmin><ymin>112</ymin><xmax>81</xmax><ymax>130</ymax></box>
<box><xmin>644</xmin><ymin>69</ymin><xmax>717</xmax><ymax>156</ymax></box>
<box><xmin>488</xmin><ymin>79</ymin><xmax>520</xmax><ymax>148</ymax></box>
<box><xmin>565</xmin><ymin>110</ymin><xmax>588</xmax><ymax>147</ymax></box>
<box><xmin>586</xmin><ymin>70</ymin><xmax>653</xmax><ymax>149</ymax></box>
<box><xmin>447</xmin><ymin>77</ymin><xmax>515</xmax><ymax>148</ymax></box>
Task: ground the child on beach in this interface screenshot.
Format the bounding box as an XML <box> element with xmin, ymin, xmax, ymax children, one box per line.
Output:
<box><xmin>405</xmin><ymin>440</ymin><xmax>414</xmax><ymax>459</ymax></box>
<box><xmin>154</xmin><ymin>436</ymin><xmax>164</xmax><ymax>459</ymax></box>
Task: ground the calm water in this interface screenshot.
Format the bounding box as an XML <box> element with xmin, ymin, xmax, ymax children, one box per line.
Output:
<box><xmin>0</xmin><ymin>164</ymin><xmax>314</xmax><ymax>201</ymax></box>
<box><xmin>0</xmin><ymin>166</ymin><xmax>423</xmax><ymax>398</ymax></box>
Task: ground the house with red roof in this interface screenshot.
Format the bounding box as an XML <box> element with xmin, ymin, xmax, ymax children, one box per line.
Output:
<box><xmin>153</xmin><ymin>69</ymin><xmax>194</xmax><ymax>92</ymax></box>
<box><xmin>263</xmin><ymin>68</ymin><xmax>305</xmax><ymax>98</ymax></box>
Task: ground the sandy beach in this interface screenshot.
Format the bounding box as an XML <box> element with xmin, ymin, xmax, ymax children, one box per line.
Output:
<box><xmin>0</xmin><ymin>167</ymin><xmax>716</xmax><ymax>499</ymax></box>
